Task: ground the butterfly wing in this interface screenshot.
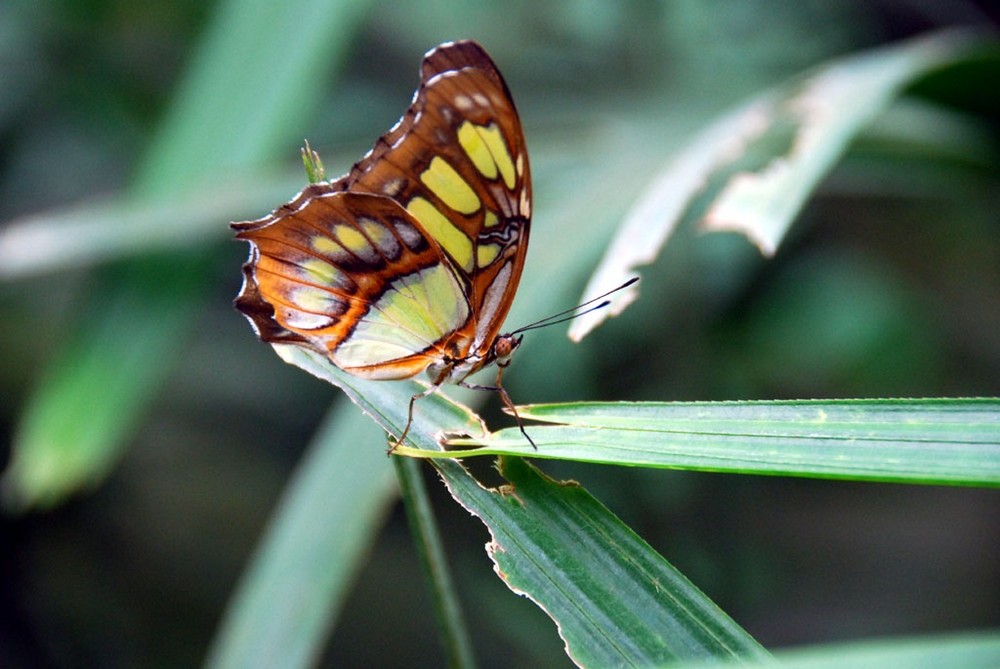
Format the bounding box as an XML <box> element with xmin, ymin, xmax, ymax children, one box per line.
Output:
<box><xmin>235</xmin><ymin>191</ymin><xmax>471</xmax><ymax>379</ymax></box>
<box><xmin>233</xmin><ymin>41</ymin><xmax>530</xmax><ymax>380</ymax></box>
<box><xmin>345</xmin><ymin>41</ymin><xmax>532</xmax><ymax>362</ymax></box>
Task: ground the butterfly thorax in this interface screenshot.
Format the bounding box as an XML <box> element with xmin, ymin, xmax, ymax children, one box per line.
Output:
<box><xmin>425</xmin><ymin>330</ymin><xmax>521</xmax><ymax>387</ymax></box>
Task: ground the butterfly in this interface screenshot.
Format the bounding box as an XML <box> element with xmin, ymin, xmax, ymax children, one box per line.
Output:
<box><xmin>232</xmin><ymin>40</ymin><xmax>535</xmax><ymax>449</ymax></box>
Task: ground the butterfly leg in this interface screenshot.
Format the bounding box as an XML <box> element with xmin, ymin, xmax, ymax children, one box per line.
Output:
<box><xmin>459</xmin><ymin>365</ymin><xmax>537</xmax><ymax>450</ymax></box>
<box><xmin>389</xmin><ymin>383</ymin><xmax>442</xmax><ymax>454</ymax></box>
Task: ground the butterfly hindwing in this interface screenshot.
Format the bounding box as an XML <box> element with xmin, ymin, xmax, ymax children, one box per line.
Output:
<box><xmin>237</xmin><ymin>191</ymin><xmax>473</xmax><ymax>378</ymax></box>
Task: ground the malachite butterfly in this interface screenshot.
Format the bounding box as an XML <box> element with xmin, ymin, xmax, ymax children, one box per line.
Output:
<box><xmin>232</xmin><ymin>40</ymin><xmax>535</xmax><ymax>448</ymax></box>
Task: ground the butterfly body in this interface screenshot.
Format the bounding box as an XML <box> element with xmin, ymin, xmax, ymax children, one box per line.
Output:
<box><xmin>233</xmin><ymin>41</ymin><xmax>531</xmax><ymax>444</ymax></box>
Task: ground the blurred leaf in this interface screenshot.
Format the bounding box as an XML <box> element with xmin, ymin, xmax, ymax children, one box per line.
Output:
<box><xmin>134</xmin><ymin>0</ymin><xmax>373</xmax><ymax>194</ymax></box>
<box><xmin>1</xmin><ymin>261</ymin><xmax>198</xmax><ymax>509</ymax></box>
<box><xmin>0</xmin><ymin>173</ymin><xmax>299</xmax><ymax>279</ymax></box>
<box><xmin>3</xmin><ymin>0</ymin><xmax>374</xmax><ymax>510</ymax></box>
<box><xmin>209</xmin><ymin>345</ymin><xmax>490</xmax><ymax>667</ymax></box>
<box><xmin>570</xmin><ymin>29</ymin><xmax>990</xmax><ymax>341</ymax></box>
<box><xmin>400</xmin><ymin>399</ymin><xmax>1000</xmax><ymax>487</ymax></box>
<box><xmin>203</xmin><ymin>332</ymin><xmax>502</xmax><ymax>668</ymax></box>
<box><xmin>436</xmin><ymin>456</ymin><xmax>771</xmax><ymax>666</ymax></box>
<box><xmin>675</xmin><ymin>630</ymin><xmax>1000</xmax><ymax>669</ymax></box>
<box><xmin>699</xmin><ymin>31</ymin><xmax>980</xmax><ymax>251</ymax></box>
<box><xmin>206</xmin><ymin>401</ymin><xmax>397</xmax><ymax>669</ymax></box>
<box><xmin>770</xmin><ymin>632</ymin><xmax>1000</xmax><ymax>669</ymax></box>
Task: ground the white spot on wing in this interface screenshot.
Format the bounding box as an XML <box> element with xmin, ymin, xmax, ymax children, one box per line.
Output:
<box><xmin>382</xmin><ymin>177</ymin><xmax>406</xmax><ymax>198</ymax></box>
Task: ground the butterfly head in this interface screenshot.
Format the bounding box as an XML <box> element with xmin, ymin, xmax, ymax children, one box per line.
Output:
<box><xmin>492</xmin><ymin>333</ymin><xmax>523</xmax><ymax>369</ymax></box>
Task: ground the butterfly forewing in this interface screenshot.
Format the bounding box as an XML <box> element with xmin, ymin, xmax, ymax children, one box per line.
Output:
<box><xmin>343</xmin><ymin>44</ymin><xmax>531</xmax><ymax>358</ymax></box>
<box><xmin>233</xmin><ymin>41</ymin><xmax>530</xmax><ymax>383</ymax></box>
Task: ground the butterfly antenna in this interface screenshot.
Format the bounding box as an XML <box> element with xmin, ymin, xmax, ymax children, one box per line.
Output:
<box><xmin>511</xmin><ymin>277</ymin><xmax>638</xmax><ymax>335</ymax></box>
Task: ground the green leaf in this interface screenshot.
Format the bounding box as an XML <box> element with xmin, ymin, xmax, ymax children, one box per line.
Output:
<box><xmin>273</xmin><ymin>347</ymin><xmax>768</xmax><ymax>665</ymax></box>
<box><xmin>436</xmin><ymin>456</ymin><xmax>771</xmax><ymax>666</ymax></box>
<box><xmin>570</xmin><ymin>29</ymin><xmax>987</xmax><ymax>341</ymax></box>
<box><xmin>401</xmin><ymin>399</ymin><xmax>1000</xmax><ymax>487</ymax></box>
<box><xmin>770</xmin><ymin>632</ymin><xmax>1000</xmax><ymax>669</ymax></box>
<box><xmin>675</xmin><ymin>630</ymin><xmax>1000</xmax><ymax>669</ymax></box>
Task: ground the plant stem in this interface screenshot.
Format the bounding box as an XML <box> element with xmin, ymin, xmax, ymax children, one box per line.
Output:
<box><xmin>394</xmin><ymin>456</ymin><xmax>478</xmax><ymax>669</ymax></box>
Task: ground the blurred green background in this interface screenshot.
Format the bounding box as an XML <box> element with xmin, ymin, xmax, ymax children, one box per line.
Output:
<box><xmin>1</xmin><ymin>1</ymin><xmax>998</xmax><ymax>666</ymax></box>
